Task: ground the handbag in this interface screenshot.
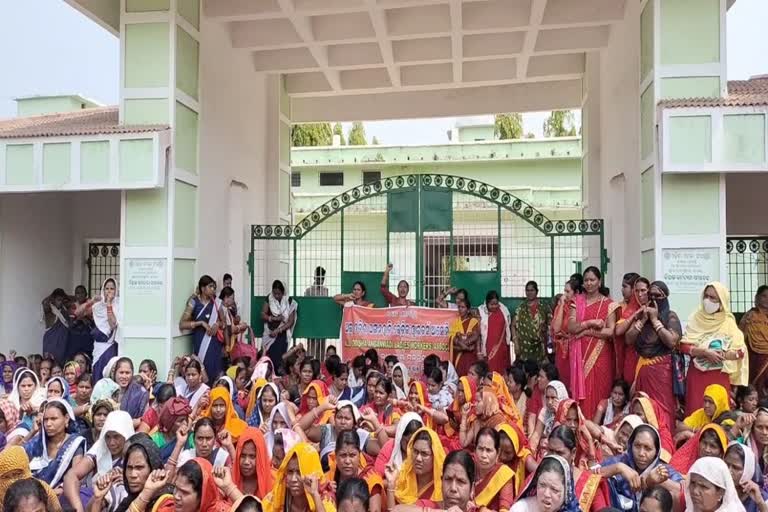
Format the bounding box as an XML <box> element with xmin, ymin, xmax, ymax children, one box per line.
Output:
<box><xmin>230</xmin><ymin>325</ymin><xmax>259</xmax><ymax>362</ymax></box>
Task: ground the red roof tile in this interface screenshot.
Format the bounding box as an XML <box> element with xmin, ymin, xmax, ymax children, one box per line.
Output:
<box><xmin>660</xmin><ymin>75</ymin><xmax>768</xmax><ymax>108</ymax></box>
<box><xmin>0</xmin><ymin>106</ymin><xmax>168</xmax><ymax>139</ymax></box>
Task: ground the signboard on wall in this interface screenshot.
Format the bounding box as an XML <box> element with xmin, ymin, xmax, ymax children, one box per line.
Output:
<box><xmin>125</xmin><ymin>258</ymin><xmax>166</xmax><ymax>297</ymax></box>
<box><xmin>662</xmin><ymin>248</ymin><xmax>718</xmax><ymax>293</ymax></box>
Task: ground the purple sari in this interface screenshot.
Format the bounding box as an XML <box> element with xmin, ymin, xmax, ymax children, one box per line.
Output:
<box><xmin>120</xmin><ymin>381</ymin><xmax>148</xmax><ymax>418</ymax></box>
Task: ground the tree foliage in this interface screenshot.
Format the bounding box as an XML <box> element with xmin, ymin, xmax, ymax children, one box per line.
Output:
<box><xmin>332</xmin><ymin>122</ymin><xmax>346</xmax><ymax>145</ymax></box>
<box><xmin>524</xmin><ymin>132</ymin><xmax>535</xmax><ymax>139</ymax></box>
<box><xmin>543</xmin><ymin>110</ymin><xmax>577</xmax><ymax>137</ymax></box>
<box><xmin>348</xmin><ymin>121</ymin><xmax>367</xmax><ymax>145</ymax></box>
<box><xmin>494</xmin><ymin>113</ymin><xmax>523</xmax><ymax>139</ymax></box>
<box><xmin>291</xmin><ymin>123</ymin><xmax>333</xmax><ymax>146</ymax></box>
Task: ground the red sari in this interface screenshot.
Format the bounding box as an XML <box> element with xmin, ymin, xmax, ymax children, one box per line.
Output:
<box><xmin>487</xmin><ymin>309</ymin><xmax>511</xmax><ymax>375</ymax></box>
<box><xmin>615</xmin><ymin>296</ymin><xmax>640</xmax><ymax>384</ymax></box>
<box><xmin>552</xmin><ymin>303</ymin><xmax>571</xmax><ymax>388</ymax></box>
<box><xmin>473</xmin><ymin>462</ymin><xmax>516</xmax><ymax>511</ymax></box>
<box><xmin>574</xmin><ymin>294</ymin><xmax>614</xmax><ymax>418</ymax></box>
<box><xmin>575</xmin><ymin>470</ymin><xmax>611</xmax><ymax>511</ymax></box>
<box><xmin>555</xmin><ymin>399</ymin><xmax>600</xmax><ymax>468</ymax></box>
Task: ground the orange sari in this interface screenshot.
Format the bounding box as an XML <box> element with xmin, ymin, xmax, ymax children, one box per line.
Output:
<box><xmin>573</xmin><ymin>294</ymin><xmax>614</xmax><ymax>418</ymax></box>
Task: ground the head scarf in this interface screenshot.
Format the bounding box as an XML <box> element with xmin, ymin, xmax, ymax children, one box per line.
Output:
<box><xmin>87</xmin><ymin>398</ymin><xmax>117</xmax><ymax>425</ymax></box>
<box><xmin>682</xmin><ymin>282</ymin><xmax>748</xmax><ymax>385</ymax></box>
<box><xmin>614</xmin><ymin>414</ymin><xmax>643</xmax><ymax>440</ymax></box>
<box><xmin>299</xmin><ymin>380</ymin><xmax>333</xmax><ymax>424</ymax></box>
<box><xmin>631</xmin><ymin>393</ymin><xmax>675</xmax><ymax>461</ymax></box>
<box><xmin>115</xmin><ymin>433</ymin><xmax>168</xmax><ymax>512</ymax></box>
<box><xmin>728</xmin><ymin>442</ymin><xmax>759</xmax><ymax>486</ymax></box>
<box><xmin>103</xmin><ymin>356</ymin><xmax>120</xmax><ymax>381</ymax></box>
<box><xmin>517</xmin><ymin>454</ymin><xmax>580</xmax><ymax>512</ymax></box>
<box><xmin>394</xmin><ymin>427</ymin><xmax>446</xmax><ymax>504</ymax></box>
<box><xmin>87</xmin><ymin>410</ymin><xmax>135</xmax><ymax>476</ymax></box>
<box><xmin>251</xmin><ymin>357</ymin><xmax>274</xmax><ymax>382</ymax></box>
<box><xmin>408</xmin><ymin>381</ymin><xmax>433</xmax><ymax>429</ymax></box>
<box><xmin>684</xmin><ymin>384</ymin><xmax>731</xmax><ymax>430</ymax></box>
<box><xmin>0</xmin><ymin>446</ymin><xmax>62</xmax><ymax>512</ymax></box>
<box><xmin>669</xmin><ymin>423</ymin><xmax>728</xmax><ymax>475</ymax></box>
<box><xmin>64</xmin><ymin>361</ymin><xmax>82</xmax><ymax>391</ymax></box>
<box><xmin>8</xmin><ymin>368</ymin><xmax>40</xmax><ymax>409</ymax></box>
<box><xmin>490</xmin><ymin>371</ymin><xmax>523</xmax><ymax>426</ymax></box>
<box><xmin>232</xmin><ymin>427</ymin><xmax>274</xmax><ymax>499</ymax></box>
<box><xmin>265</xmin><ymin>403</ymin><xmax>292</xmax><ymax>456</ymax></box>
<box><xmin>189</xmin><ymin>458</ymin><xmax>232</xmax><ymax>512</ymax></box>
<box><xmin>273</xmin><ymin>428</ymin><xmax>300</xmax><ymax>457</ymax></box>
<box><xmin>254</xmin><ymin>383</ymin><xmax>279</xmax><ymax>427</ymax></box>
<box><xmin>226</xmin><ymin>365</ymin><xmax>239</xmax><ymax>381</ymax></box>
<box><xmin>91</xmin><ymin>377</ymin><xmax>119</xmax><ymax>403</ymax></box>
<box><xmin>391</xmin><ymin>362</ymin><xmax>410</xmax><ymax>400</ymax></box>
<box><xmin>46</xmin><ymin>376</ymin><xmax>70</xmax><ymax>400</ymax></box>
<box><xmin>685</xmin><ymin>457</ymin><xmax>746</xmax><ymax>512</ymax></box>
<box><xmin>246</xmin><ymin>378</ymin><xmax>268</xmax><ymax>418</ymax></box>
<box><xmin>201</xmin><ymin>387</ymin><xmax>247</xmax><ymax>441</ymax></box>
<box><xmin>262</xmin><ymin>443</ymin><xmax>331</xmax><ymax>512</ymax></box>
<box><xmin>497</xmin><ymin>422</ymin><xmax>533</xmax><ymax>495</ymax></box>
<box><xmin>158</xmin><ymin>397</ymin><xmax>192</xmax><ymax>433</ymax></box>
<box><xmin>0</xmin><ymin>361</ymin><xmax>17</xmax><ymax>394</ymax></box>
<box><xmin>555</xmin><ymin>399</ymin><xmax>597</xmax><ymax>467</ymax></box>
<box><xmin>542</xmin><ymin>380</ymin><xmax>569</xmax><ymax>437</ymax></box>
<box><xmin>387</xmin><ymin>411</ymin><xmax>424</xmax><ymax>467</ymax></box>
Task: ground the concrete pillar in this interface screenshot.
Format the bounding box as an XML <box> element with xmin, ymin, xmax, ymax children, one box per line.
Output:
<box><xmin>118</xmin><ymin>0</ymin><xmax>201</xmax><ymax>373</ymax></box>
<box><xmin>641</xmin><ymin>0</ymin><xmax>727</xmax><ymax>314</ymax></box>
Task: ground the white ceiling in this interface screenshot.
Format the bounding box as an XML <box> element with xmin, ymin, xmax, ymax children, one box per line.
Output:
<box><xmin>204</xmin><ymin>0</ymin><xmax>628</xmax><ymax>98</ymax></box>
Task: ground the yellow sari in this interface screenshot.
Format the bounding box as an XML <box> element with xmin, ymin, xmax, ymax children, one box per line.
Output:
<box><xmin>262</xmin><ymin>443</ymin><xmax>337</xmax><ymax>512</ymax></box>
<box><xmin>683</xmin><ymin>384</ymin><xmax>730</xmax><ymax>430</ymax></box>
<box><xmin>394</xmin><ymin>427</ymin><xmax>446</xmax><ymax>504</ymax></box>
<box><xmin>496</xmin><ymin>423</ymin><xmax>532</xmax><ymax>495</ymax></box>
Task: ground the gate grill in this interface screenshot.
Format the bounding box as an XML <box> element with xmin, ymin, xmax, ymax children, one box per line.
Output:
<box><xmin>727</xmin><ymin>237</ymin><xmax>768</xmax><ymax>314</ymax></box>
<box><xmin>87</xmin><ymin>243</ymin><xmax>120</xmax><ymax>298</ymax></box>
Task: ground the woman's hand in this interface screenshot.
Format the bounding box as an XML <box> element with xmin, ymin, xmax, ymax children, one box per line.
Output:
<box><xmin>259</xmin><ymin>422</ymin><xmax>269</xmax><ymax>434</ymax></box>
<box><xmin>92</xmin><ymin>471</ymin><xmax>115</xmax><ymax>499</ymax></box>
<box><xmin>618</xmin><ymin>463</ymin><xmax>641</xmax><ymax>491</ymax></box>
<box><xmin>646</xmin><ymin>304</ymin><xmax>659</xmax><ymax>321</ymax></box>
<box><xmin>302</xmin><ymin>475</ymin><xmax>321</xmax><ymax>498</ymax></box>
<box><xmin>199</xmin><ymin>321</ymin><xmax>210</xmax><ymax>332</ymax></box>
<box><xmin>384</xmin><ymin>462</ymin><xmax>399</xmax><ymax>488</ymax></box>
<box><xmin>176</xmin><ymin>421</ymin><xmax>190</xmax><ymax>446</ymax></box>
<box><xmin>742</xmin><ymin>480</ymin><xmax>767</xmax><ymax>507</ymax></box>
<box><xmin>144</xmin><ymin>469</ymin><xmax>169</xmax><ymax>492</ymax></box>
<box><xmin>704</xmin><ymin>349</ymin><xmax>725</xmax><ymax>363</ymax></box>
<box><xmin>218</xmin><ymin>430</ymin><xmax>234</xmax><ymax>452</ymax></box>
<box><xmin>645</xmin><ymin>465</ymin><xmax>669</xmax><ymax>487</ymax></box>
<box><xmin>212</xmin><ymin>466</ymin><xmax>235</xmax><ymax>493</ymax></box>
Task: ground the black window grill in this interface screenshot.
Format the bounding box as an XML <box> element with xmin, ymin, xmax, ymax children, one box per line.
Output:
<box><xmin>362</xmin><ymin>171</ymin><xmax>381</xmax><ymax>184</ymax></box>
<box><xmin>319</xmin><ymin>172</ymin><xmax>344</xmax><ymax>186</ymax></box>
<box><xmin>291</xmin><ymin>172</ymin><xmax>301</xmax><ymax>187</ymax></box>
<box><xmin>87</xmin><ymin>243</ymin><xmax>120</xmax><ymax>297</ymax></box>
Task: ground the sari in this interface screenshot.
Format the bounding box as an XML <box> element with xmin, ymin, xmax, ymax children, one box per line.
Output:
<box><xmin>64</xmin><ymin>361</ymin><xmax>82</xmax><ymax>396</ymax></box>
<box><xmin>613</xmin><ymin>291</ymin><xmax>640</xmax><ymax>384</ymax></box>
<box><xmin>555</xmin><ymin>399</ymin><xmax>599</xmax><ymax>468</ymax></box>
<box><xmin>551</xmin><ymin>302</ymin><xmax>571</xmax><ymax>390</ymax></box>
<box><xmin>496</xmin><ymin>423</ymin><xmax>532</xmax><ymax>496</ymax></box>
<box><xmin>631</xmin><ymin>394</ymin><xmax>675</xmax><ymax>461</ymax></box>
<box><xmin>409</xmin><ymin>381</ymin><xmax>434</xmax><ymax>429</ymax></box>
<box><xmin>572</xmin><ymin>293</ymin><xmax>614</xmax><ymax>418</ymax></box>
<box><xmin>514</xmin><ymin>299</ymin><xmax>552</xmax><ymax>363</ymax></box>
<box><xmin>669</xmin><ymin>423</ymin><xmax>728</xmax><ymax>475</ymax></box>
<box><xmin>246</xmin><ymin>381</ymin><xmax>276</xmax><ymax>427</ymax></box>
<box><xmin>374</xmin><ymin>411</ymin><xmax>424</xmax><ymax>475</ymax></box>
<box><xmin>232</xmin><ymin>427</ymin><xmax>273</xmax><ymax>500</ymax></box>
<box><xmin>46</xmin><ymin>376</ymin><xmax>70</xmax><ymax>400</ymax></box>
<box><xmin>188</xmin><ymin>294</ymin><xmax>223</xmax><ymax>383</ymax></box>
<box><xmin>201</xmin><ymin>386</ymin><xmax>248</xmax><ymax>441</ymax></box>
<box><xmin>391</xmin><ymin>362</ymin><xmax>410</xmax><ymax>400</ymax></box>
<box><xmin>299</xmin><ymin>380</ymin><xmax>334</xmax><ymax>425</ymax></box>
<box><xmin>91</xmin><ymin>278</ymin><xmax>120</xmax><ymax>381</ymax></box>
<box><xmin>633</xmin><ymin>282</ymin><xmax>681</xmax><ymax>430</ymax></box>
<box><xmin>479</xmin><ymin>302</ymin><xmax>513</xmax><ymax>373</ymax></box>
<box><xmin>0</xmin><ymin>446</ymin><xmax>62</xmax><ymax>512</ymax></box>
<box><xmin>514</xmin><ymin>455</ymin><xmax>581</xmax><ymax>512</ymax></box>
<box><xmin>262</xmin><ymin>293</ymin><xmax>298</xmax><ymax>373</ymax></box>
<box><xmin>490</xmin><ymin>372</ymin><xmax>523</xmax><ymax>427</ymax></box>
<box><xmin>151</xmin><ymin>397</ymin><xmax>193</xmax><ymax>462</ymax></box>
<box><xmin>262</xmin><ymin>442</ymin><xmax>337</xmax><ymax>512</ymax></box>
<box><xmin>449</xmin><ymin>314</ymin><xmax>479</xmax><ymax>376</ymax></box>
<box><xmin>394</xmin><ymin>427</ymin><xmax>446</xmax><ymax>505</ymax></box>
<box><xmin>681</xmin><ymin>281</ymin><xmax>748</xmax><ymax>415</ymax></box>
<box><xmin>174</xmin><ymin>377</ymin><xmax>209</xmax><ymax>410</ymax></box>
<box><xmin>446</xmin><ymin>376</ymin><xmax>476</xmax><ymax>437</ymax></box>
<box><xmin>743</xmin><ymin>307</ymin><xmax>768</xmax><ymax>388</ymax></box>
<box><xmin>43</xmin><ymin>297</ymin><xmax>70</xmax><ymax>365</ymax></box>
<box><xmin>684</xmin><ymin>457</ymin><xmax>746</xmax><ymax>512</ymax></box>
<box><xmin>87</xmin><ymin>410</ymin><xmax>135</xmax><ymax>476</ymax></box>
<box><xmin>539</xmin><ymin>381</ymin><xmax>569</xmax><ymax>441</ymax></box>
<box><xmin>683</xmin><ymin>384</ymin><xmax>730</xmax><ymax>430</ymax></box>
<box><xmin>574</xmin><ymin>469</ymin><xmax>611</xmax><ymax>512</ymax></box>
<box><xmin>728</xmin><ymin>442</ymin><xmax>768</xmax><ymax>512</ymax></box>
<box><xmin>601</xmin><ymin>425</ymin><xmax>683</xmax><ymax>510</ymax></box>
<box><xmin>474</xmin><ymin>462</ymin><xmax>515</xmax><ymax>511</ymax></box>
<box><xmin>120</xmin><ymin>379</ymin><xmax>149</xmax><ymax>419</ymax></box>
<box><xmin>188</xmin><ymin>458</ymin><xmax>233</xmax><ymax>512</ymax></box>
<box><xmin>264</xmin><ymin>403</ymin><xmax>294</xmax><ymax>456</ymax></box>
<box><xmin>24</xmin><ymin>399</ymin><xmax>86</xmax><ymax>488</ymax></box>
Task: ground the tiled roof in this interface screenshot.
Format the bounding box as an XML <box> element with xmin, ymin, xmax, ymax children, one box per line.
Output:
<box><xmin>0</xmin><ymin>106</ymin><xmax>168</xmax><ymax>139</ymax></box>
<box><xmin>660</xmin><ymin>75</ymin><xmax>768</xmax><ymax>108</ymax></box>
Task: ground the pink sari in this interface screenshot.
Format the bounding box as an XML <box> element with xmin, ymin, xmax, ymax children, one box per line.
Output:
<box><xmin>573</xmin><ymin>294</ymin><xmax>614</xmax><ymax>418</ymax></box>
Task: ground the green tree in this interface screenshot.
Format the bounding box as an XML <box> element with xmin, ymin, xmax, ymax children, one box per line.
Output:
<box><xmin>494</xmin><ymin>113</ymin><xmax>523</xmax><ymax>139</ymax></box>
<box><xmin>348</xmin><ymin>121</ymin><xmax>367</xmax><ymax>145</ymax></box>
<box><xmin>543</xmin><ymin>110</ymin><xmax>577</xmax><ymax>137</ymax></box>
<box><xmin>291</xmin><ymin>123</ymin><xmax>333</xmax><ymax>146</ymax></box>
<box><xmin>372</xmin><ymin>136</ymin><xmax>380</xmax><ymax>145</ymax></box>
<box><xmin>332</xmin><ymin>122</ymin><xmax>346</xmax><ymax>145</ymax></box>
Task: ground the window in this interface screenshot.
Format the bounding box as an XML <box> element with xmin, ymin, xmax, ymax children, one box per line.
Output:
<box><xmin>362</xmin><ymin>171</ymin><xmax>381</xmax><ymax>184</ymax></box>
<box><xmin>319</xmin><ymin>172</ymin><xmax>344</xmax><ymax>186</ymax></box>
<box><xmin>291</xmin><ymin>171</ymin><xmax>301</xmax><ymax>188</ymax></box>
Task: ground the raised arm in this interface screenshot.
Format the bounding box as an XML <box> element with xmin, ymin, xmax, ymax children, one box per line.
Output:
<box><xmin>63</xmin><ymin>456</ymin><xmax>95</xmax><ymax>512</ymax></box>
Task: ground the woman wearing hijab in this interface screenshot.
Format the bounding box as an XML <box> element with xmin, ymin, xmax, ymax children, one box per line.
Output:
<box><xmin>669</xmin><ymin>423</ymin><xmax>728</xmax><ymax>475</ymax></box>
<box><xmin>261</xmin><ymin>442</ymin><xmax>336</xmax><ymax>512</ymax></box>
<box><xmin>681</xmin><ymin>281</ymin><xmax>748</xmax><ymax>416</ymax></box>
<box><xmin>232</xmin><ymin>427</ymin><xmax>273</xmax><ymax>499</ymax></box>
<box><xmin>528</xmin><ymin>380</ymin><xmax>569</xmax><ymax>455</ymax></box>
<box><xmin>724</xmin><ymin>442</ymin><xmax>768</xmax><ymax>512</ymax></box>
<box><xmin>200</xmin><ymin>386</ymin><xmax>247</xmax><ymax>443</ymax></box>
<box><xmin>62</xmin><ymin>409</ymin><xmax>134</xmax><ymax>512</ymax></box>
<box><xmin>686</xmin><ymin>456</ymin><xmax>746</xmax><ymax>512</ymax></box>
<box><xmin>510</xmin><ymin>454</ymin><xmax>581</xmax><ymax>512</ymax></box>
<box><xmin>386</xmin><ymin>427</ymin><xmax>446</xmax><ymax>507</ymax></box>
<box><xmin>599</xmin><ymin>424</ymin><xmax>683</xmax><ymax>511</ymax></box>
<box><xmin>0</xmin><ymin>446</ymin><xmax>62</xmax><ymax>512</ymax></box>
<box><xmin>85</xmin><ymin>278</ymin><xmax>120</xmax><ymax>381</ymax></box>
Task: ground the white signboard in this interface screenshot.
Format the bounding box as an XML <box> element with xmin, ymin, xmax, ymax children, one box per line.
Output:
<box><xmin>125</xmin><ymin>259</ymin><xmax>166</xmax><ymax>297</ymax></box>
<box><xmin>662</xmin><ymin>248</ymin><xmax>718</xmax><ymax>293</ymax></box>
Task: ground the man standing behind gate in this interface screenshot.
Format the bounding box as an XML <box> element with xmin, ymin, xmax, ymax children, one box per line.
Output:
<box><xmin>380</xmin><ymin>264</ymin><xmax>414</xmax><ymax>306</ymax></box>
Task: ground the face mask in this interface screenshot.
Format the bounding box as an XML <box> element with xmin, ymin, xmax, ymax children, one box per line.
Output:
<box><xmin>703</xmin><ymin>298</ymin><xmax>720</xmax><ymax>314</ymax></box>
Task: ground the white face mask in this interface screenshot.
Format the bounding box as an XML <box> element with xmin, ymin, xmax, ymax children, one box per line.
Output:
<box><xmin>703</xmin><ymin>298</ymin><xmax>720</xmax><ymax>314</ymax></box>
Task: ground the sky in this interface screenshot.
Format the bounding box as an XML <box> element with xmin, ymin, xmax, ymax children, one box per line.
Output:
<box><xmin>1</xmin><ymin>0</ymin><xmax>767</xmax><ymax>144</ymax></box>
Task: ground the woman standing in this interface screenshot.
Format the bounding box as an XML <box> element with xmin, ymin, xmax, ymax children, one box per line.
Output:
<box><xmin>611</xmin><ymin>273</ymin><xmax>640</xmax><ymax>384</ymax></box>
<box><xmin>740</xmin><ymin>285</ymin><xmax>768</xmax><ymax>394</ymax></box>
<box><xmin>680</xmin><ymin>282</ymin><xmax>748</xmax><ymax>416</ymax></box>
<box><xmin>87</xmin><ymin>279</ymin><xmax>120</xmax><ymax>381</ymax></box>
<box><xmin>552</xmin><ymin>279</ymin><xmax>579</xmax><ymax>390</ymax></box>
<box><xmin>627</xmin><ymin>280</ymin><xmax>681</xmax><ymax>429</ymax></box>
<box><xmin>179</xmin><ymin>275</ymin><xmax>223</xmax><ymax>384</ymax></box>
<box><xmin>334</xmin><ymin>281</ymin><xmax>374</xmax><ymax>308</ymax></box>
<box><xmin>479</xmin><ymin>291</ymin><xmax>513</xmax><ymax>375</ymax></box>
<box><xmin>261</xmin><ymin>280</ymin><xmax>298</xmax><ymax>372</ymax></box>
<box><xmin>42</xmin><ymin>288</ymin><xmax>71</xmax><ymax>365</ymax></box>
<box><xmin>514</xmin><ymin>281</ymin><xmax>552</xmax><ymax>363</ymax></box>
<box><xmin>567</xmin><ymin>266</ymin><xmax>615</xmax><ymax>418</ymax></box>
<box><xmin>449</xmin><ymin>299</ymin><xmax>480</xmax><ymax>377</ymax></box>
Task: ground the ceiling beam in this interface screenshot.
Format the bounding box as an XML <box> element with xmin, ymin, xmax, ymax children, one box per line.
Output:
<box><xmin>517</xmin><ymin>0</ymin><xmax>548</xmax><ymax>79</ymax></box>
<box><xmin>449</xmin><ymin>0</ymin><xmax>463</xmax><ymax>82</ymax></box>
<box><xmin>364</xmin><ymin>0</ymin><xmax>401</xmax><ymax>88</ymax></box>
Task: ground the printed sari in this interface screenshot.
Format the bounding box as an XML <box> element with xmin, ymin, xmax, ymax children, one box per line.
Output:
<box><xmin>742</xmin><ymin>307</ymin><xmax>768</xmax><ymax>389</ymax></box>
<box><xmin>191</xmin><ymin>296</ymin><xmax>223</xmax><ymax>383</ymax></box>
<box><xmin>448</xmin><ymin>315</ymin><xmax>479</xmax><ymax>376</ymax></box>
<box><xmin>474</xmin><ymin>462</ymin><xmax>515</xmax><ymax>511</ymax></box>
<box><xmin>574</xmin><ymin>469</ymin><xmax>611</xmax><ymax>511</ymax></box>
<box><xmin>555</xmin><ymin>399</ymin><xmax>599</xmax><ymax>468</ymax></box>
<box><xmin>514</xmin><ymin>299</ymin><xmax>552</xmax><ymax>363</ymax></box>
<box><xmin>572</xmin><ymin>294</ymin><xmax>614</xmax><ymax>418</ymax></box>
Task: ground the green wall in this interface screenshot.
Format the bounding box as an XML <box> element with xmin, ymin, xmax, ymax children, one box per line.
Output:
<box><xmin>661</xmin><ymin>174</ymin><xmax>719</xmax><ymax>235</ymax></box>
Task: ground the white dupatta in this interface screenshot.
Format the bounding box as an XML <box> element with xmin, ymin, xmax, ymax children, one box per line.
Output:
<box><xmin>92</xmin><ymin>278</ymin><xmax>121</xmax><ymax>362</ymax></box>
<box><xmin>478</xmin><ymin>302</ymin><xmax>514</xmax><ymax>363</ymax></box>
<box><xmin>262</xmin><ymin>292</ymin><xmax>298</xmax><ymax>352</ymax></box>
<box><xmin>197</xmin><ymin>296</ymin><xmax>222</xmax><ymax>364</ymax></box>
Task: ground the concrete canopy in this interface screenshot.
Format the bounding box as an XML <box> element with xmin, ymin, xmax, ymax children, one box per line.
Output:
<box><xmin>66</xmin><ymin>0</ymin><xmax>630</xmax><ymax>121</ymax></box>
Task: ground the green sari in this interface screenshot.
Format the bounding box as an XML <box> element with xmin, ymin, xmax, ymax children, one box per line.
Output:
<box><xmin>514</xmin><ymin>300</ymin><xmax>552</xmax><ymax>362</ymax></box>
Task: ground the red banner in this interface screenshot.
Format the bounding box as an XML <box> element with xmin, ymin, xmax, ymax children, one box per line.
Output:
<box><xmin>340</xmin><ymin>305</ymin><xmax>458</xmax><ymax>378</ymax></box>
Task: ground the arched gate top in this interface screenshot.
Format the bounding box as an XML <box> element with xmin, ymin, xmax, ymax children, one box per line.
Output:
<box><xmin>251</xmin><ymin>173</ymin><xmax>603</xmax><ymax>239</ymax></box>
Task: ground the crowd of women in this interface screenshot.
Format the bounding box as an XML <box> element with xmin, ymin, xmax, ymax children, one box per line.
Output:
<box><xmin>4</xmin><ymin>267</ymin><xmax>768</xmax><ymax>511</ymax></box>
